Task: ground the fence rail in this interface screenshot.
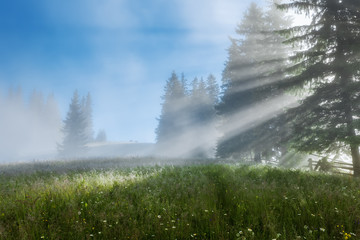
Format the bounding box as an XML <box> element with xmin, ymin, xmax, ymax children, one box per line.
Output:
<box><xmin>307</xmin><ymin>158</ymin><xmax>355</xmax><ymax>176</ymax></box>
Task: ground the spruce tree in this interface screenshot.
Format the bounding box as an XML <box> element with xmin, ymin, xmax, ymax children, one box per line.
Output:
<box><xmin>58</xmin><ymin>90</ymin><xmax>88</xmax><ymax>157</ymax></box>
<box><xmin>82</xmin><ymin>92</ymin><xmax>95</xmax><ymax>143</ymax></box>
<box><xmin>188</xmin><ymin>78</ymin><xmax>213</xmax><ymax>157</ymax></box>
<box><xmin>217</xmin><ymin>2</ymin><xmax>292</xmax><ymax>161</ymax></box>
<box><xmin>156</xmin><ymin>72</ymin><xmax>187</xmax><ymax>146</ymax></box>
<box><xmin>277</xmin><ymin>0</ymin><xmax>360</xmax><ymax>175</ymax></box>
<box><xmin>95</xmin><ymin>129</ymin><xmax>107</xmax><ymax>142</ymax></box>
<box><xmin>206</xmin><ymin>74</ymin><xmax>220</xmax><ymax>105</ymax></box>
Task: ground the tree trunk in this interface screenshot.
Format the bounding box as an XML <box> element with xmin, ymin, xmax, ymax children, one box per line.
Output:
<box><xmin>335</xmin><ymin>25</ymin><xmax>360</xmax><ymax>176</ymax></box>
<box><xmin>350</xmin><ymin>145</ymin><xmax>360</xmax><ymax>177</ymax></box>
<box><xmin>254</xmin><ymin>151</ymin><xmax>261</xmax><ymax>163</ymax></box>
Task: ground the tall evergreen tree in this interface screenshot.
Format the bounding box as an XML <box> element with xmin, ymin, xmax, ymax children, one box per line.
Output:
<box><xmin>81</xmin><ymin>92</ymin><xmax>95</xmax><ymax>143</ymax></box>
<box><xmin>58</xmin><ymin>90</ymin><xmax>88</xmax><ymax>157</ymax></box>
<box><xmin>206</xmin><ymin>74</ymin><xmax>220</xmax><ymax>105</ymax></box>
<box><xmin>277</xmin><ymin>0</ymin><xmax>360</xmax><ymax>175</ymax></box>
<box><xmin>217</xmin><ymin>2</ymin><xmax>292</xmax><ymax>161</ymax></box>
<box><xmin>95</xmin><ymin>129</ymin><xmax>107</xmax><ymax>142</ymax></box>
<box><xmin>156</xmin><ymin>72</ymin><xmax>187</xmax><ymax>146</ymax></box>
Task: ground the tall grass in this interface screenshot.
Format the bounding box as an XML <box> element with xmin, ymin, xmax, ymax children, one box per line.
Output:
<box><xmin>0</xmin><ymin>160</ymin><xmax>359</xmax><ymax>239</ymax></box>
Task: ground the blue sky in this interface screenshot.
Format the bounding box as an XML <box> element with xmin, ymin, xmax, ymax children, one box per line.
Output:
<box><xmin>0</xmin><ymin>0</ymin><xmax>270</xmax><ymax>142</ymax></box>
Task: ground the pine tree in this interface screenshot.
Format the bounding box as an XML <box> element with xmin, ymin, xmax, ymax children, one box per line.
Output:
<box><xmin>156</xmin><ymin>72</ymin><xmax>187</xmax><ymax>146</ymax></box>
<box><xmin>206</xmin><ymin>74</ymin><xmax>220</xmax><ymax>105</ymax></box>
<box><xmin>217</xmin><ymin>2</ymin><xmax>292</xmax><ymax>161</ymax></box>
<box><xmin>96</xmin><ymin>129</ymin><xmax>107</xmax><ymax>142</ymax></box>
<box><xmin>277</xmin><ymin>0</ymin><xmax>360</xmax><ymax>176</ymax></box>
<box><xmin>81</xmin><ymin>92</ymin><xmax>95</xmax><ymax>143</ymax></box>
<box><xmin>58</xmin><ymin>90</ymin><xmax>88</xmax><ymax>157</ymax></box>
<box><xmin>187</xmin><ymin>78</ymin><xmax>212</xmax><ymax>157</ymax></box>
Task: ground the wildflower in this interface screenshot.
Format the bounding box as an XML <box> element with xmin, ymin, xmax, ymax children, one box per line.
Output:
<box><xmin>78</xmin><ymin>211</ymin><xmax>81</xmax><ymax>215</ymax></box>
<box><xmin>41</xmin><ymin>236</ymin><xmax>45</xmax><ymax>239</ymax></box>
<box><xmin>248</xmin><ymin>228</ymin><xmax>252</xmax><ymax>232</ymax></box>
<box><xmin>172</xmin><ymin>226</ymin><xmax>176</xmax><ymax>229</ymax></box>
<box><xmin>103</xmin><ymin>220</ymin><xmax>107</xmax><ymax>223</ymax></box>
<box><xmin>204</xmin><ymin>210</ymin><xmax>209</xmax><ymax>212</ymax></box>
<box><xmin>157</xmin><ymin>215</ymin><xmax>161</xmax><ymax>219</ymax></box>
<box><xmin>90</xmin><ymin>234</ymin><xmax>94</xmax><ymax>237</ymax></box>
<box><xmin>320</xmin><ymin>228</ymin><xmax>325</xmax><ymax>232</ymax></box>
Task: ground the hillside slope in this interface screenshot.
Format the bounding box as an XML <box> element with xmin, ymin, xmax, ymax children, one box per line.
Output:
<box><xmin>0</xmin><ymin>162</ymin><xmax>359</xmax><ymax>239</ymax></box>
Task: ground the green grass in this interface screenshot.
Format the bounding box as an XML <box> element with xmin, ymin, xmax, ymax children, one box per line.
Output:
<box><xmin>0</xmin><ymin>160</ymin><xmax>359</xmax><ymax>239</ymax></box>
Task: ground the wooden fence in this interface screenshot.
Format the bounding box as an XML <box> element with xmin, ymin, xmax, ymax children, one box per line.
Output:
<box><xmin>307</xmin><ymin>158</ymin><xmax>355</xmax><ymax>176</ymax></box>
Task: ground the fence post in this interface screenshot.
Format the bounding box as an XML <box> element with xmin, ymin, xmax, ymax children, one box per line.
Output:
<box><xmin>308</xmin><ymin>158</ymin><xmax>313</xmax><ymax>171</ymax></box>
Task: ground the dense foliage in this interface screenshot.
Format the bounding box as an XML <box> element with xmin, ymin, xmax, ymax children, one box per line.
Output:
<box><xmin>277</xmin><ymin>0</ymin><xmax>360</xmax><ymax>175</ymax></box>
<box><xmin>217</xmin><ymin>2</ymin><xmax>293</xmax><ymax>161</ymax></box>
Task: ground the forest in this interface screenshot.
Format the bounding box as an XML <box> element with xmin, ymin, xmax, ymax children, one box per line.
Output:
<box><xmin>155</xmin><ymin>0</ymin><xmax>360</xmax><ymax>176</ymax></box>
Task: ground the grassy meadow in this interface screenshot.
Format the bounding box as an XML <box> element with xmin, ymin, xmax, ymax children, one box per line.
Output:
<box><xmin>0</xmin><ymin>158</ymin><xmax>360</xmax><ymax>239</ymax></box>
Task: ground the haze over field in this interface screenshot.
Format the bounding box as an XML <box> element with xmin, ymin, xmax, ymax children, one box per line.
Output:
<box><xmin>0</xmin><ymin>0</ymin><xmax>267</xmax><ymax>142</ymax></box>
<box><xmin>0</xmin><ymin>0</ymin><xmax>327</xmax><ymax>164</ymax></box>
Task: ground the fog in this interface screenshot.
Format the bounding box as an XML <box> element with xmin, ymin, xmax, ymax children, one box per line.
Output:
<box><xmin>0</xmin><ymin>89</ymin><xmax>62</xmax><ymax>162</ymax></box>
<box><xmin>0</xmin><ymin>0</ymin><xmax>309</xmax><ymax>165</ymax></box>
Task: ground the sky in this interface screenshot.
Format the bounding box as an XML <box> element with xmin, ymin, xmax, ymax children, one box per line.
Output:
<box><xmin>0</xmin><ymin>0</ymin><xmax>302</xmax><ymax>143</ymax></box>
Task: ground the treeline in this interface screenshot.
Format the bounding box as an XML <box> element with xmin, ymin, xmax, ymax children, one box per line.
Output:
<box><xmin>0</xmin><ymin>88</ymin><xmax>62</xmax><ymax>160</ymax></box>
<box><xmin>0</xmin><ymin>88</ymin><xmax>108</xmax><ymax>160</ymax></box>
<box><xmin>156</xmin><ymin>2</ymin><xmax>292</xmax><ymax>160</ymax></box>
<box><xmin>156</xmin><ymin>0</ymin><xmax>360</xmax><ymax>176</ymax></box>
<box><xmin>155</xmin><ymin>72</ymin><xmax>219</xmax><ymax>157</ymax></box>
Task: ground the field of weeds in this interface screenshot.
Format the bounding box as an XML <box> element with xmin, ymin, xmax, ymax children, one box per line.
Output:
<box><xmin>0</xmin><ymin>159</ymin><xmax>359</xmax><ymax>239</ymax></box>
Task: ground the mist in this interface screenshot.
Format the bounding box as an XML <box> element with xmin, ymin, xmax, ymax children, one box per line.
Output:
<box><xmin>0</xmin><ymin>0</ymin><xmax>312</xmax><ymax>166</ymax></box>
<box><xmin>0</xmin><ymin>89</ymin><xmax>62</xmax><ymax>163</ymax></box>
